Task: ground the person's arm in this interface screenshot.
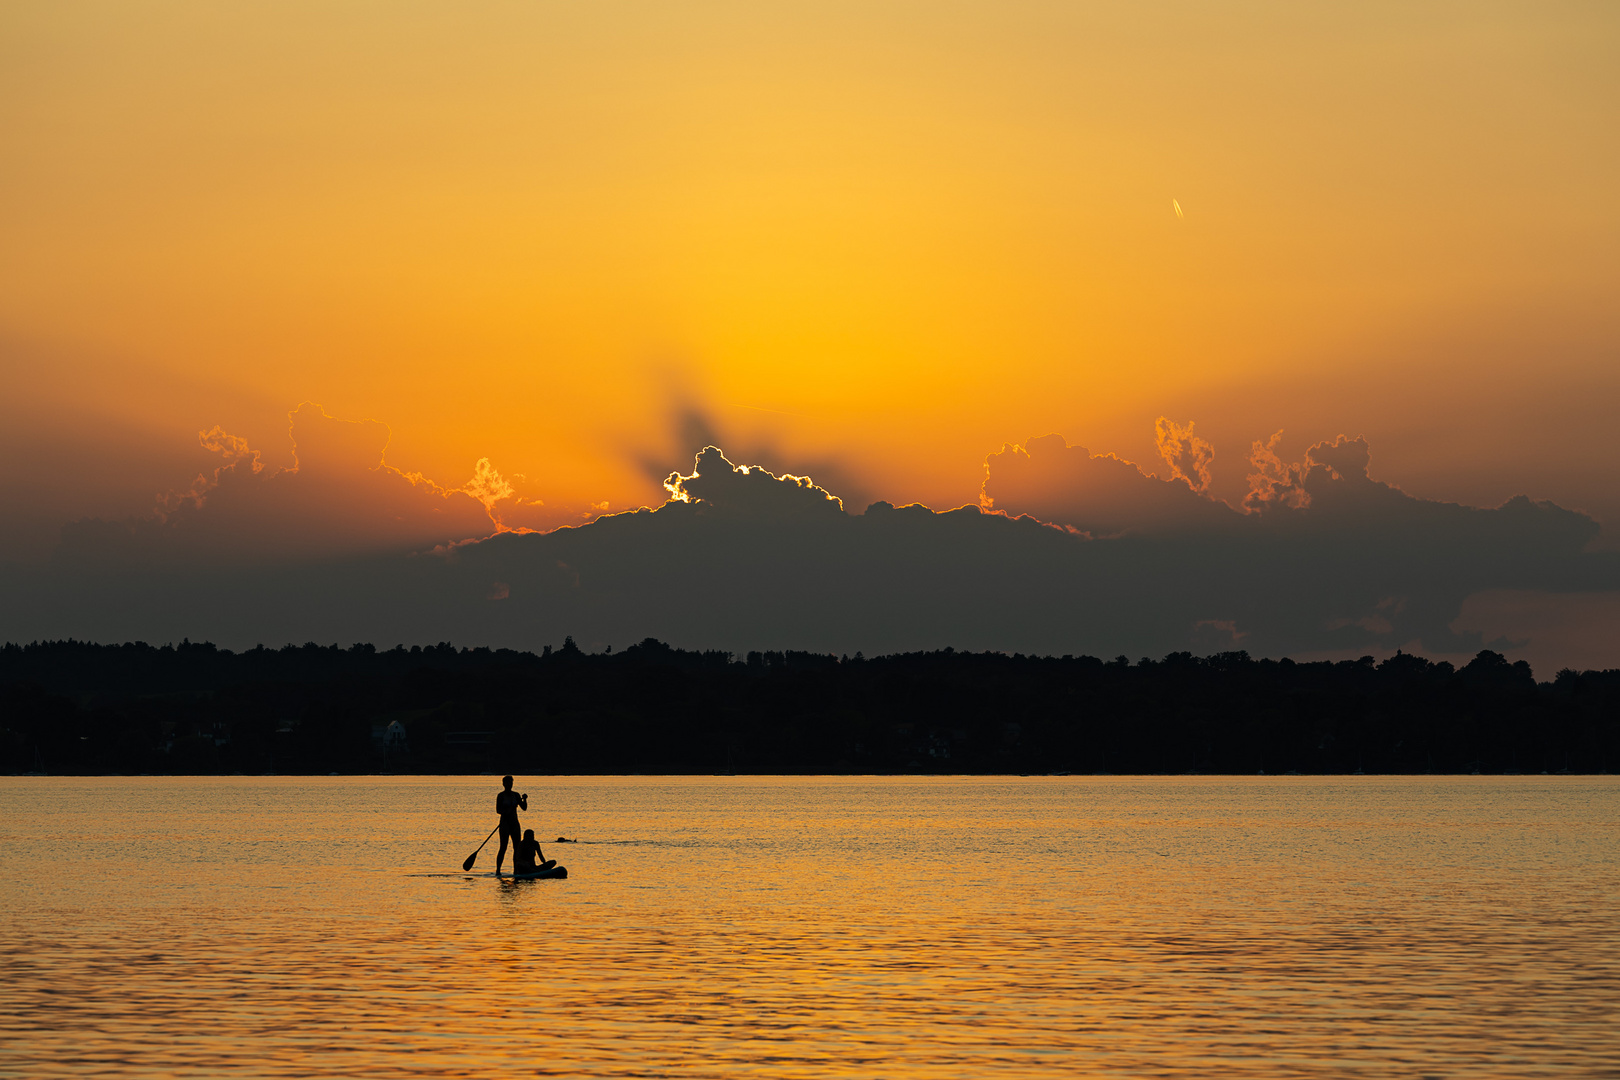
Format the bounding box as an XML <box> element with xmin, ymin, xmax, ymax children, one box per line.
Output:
<box><xmin>519</xmin><ymin>793</ymin><xmax>528</xmax><ymax>811</ymax></box>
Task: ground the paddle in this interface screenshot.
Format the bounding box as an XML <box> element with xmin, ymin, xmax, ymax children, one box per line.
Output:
<box><xmin>462</xmin><ymin>823</ymin><xmax>500</xmax><ymax>872</ymax></box>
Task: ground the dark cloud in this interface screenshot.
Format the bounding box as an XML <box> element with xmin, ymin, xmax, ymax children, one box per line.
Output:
<box><xmin>1244</xmin><ymin>432</ymin><xmax>1374</xmax><ymax>510</ymax></box>
<box><xmin>0</xmin><ymin>408</ymin><xmax>222</xmax><ymax>565</ymax></box>
<box><xmin>981</xmin><ymin>427</ymin><xmax>1614</xmax><ymax>660</ymax></box>
<box><xmin>55</xmin><ymin>402</ymin><xmax>497</xmax><ymax>565</ymax></box>
<box><xmin>664</xmin><ymin>446</ymin><xmax>845</xmax><ymax>517</ymax></box>
<box><xmin>635</xmin><ymin>401</ymin><xmax>879</xmax><ymax>515</ymax></box>
<box><xmin>7</xmin><ymin>425</ymin><xmax>1617</xmax><ymax>672</ymax></box>
<box><xmin>980</xmin><ymin>433</ymin><xmax>1238</xmax><ymax>536</ymax></box>
<box><xmin>1305</xmin><ymin>434</ymin><xmax>1372</xmax><ymax>483</ymax></box>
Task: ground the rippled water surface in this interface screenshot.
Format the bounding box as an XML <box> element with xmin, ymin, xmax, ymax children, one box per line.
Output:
<box><xmin>2</xmin><ymin>775</ymin><xmax>1617</xmax><ymax>1077</ymax></box>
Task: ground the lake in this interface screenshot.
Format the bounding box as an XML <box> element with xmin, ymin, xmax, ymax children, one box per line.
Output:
<box><xmin>1</xmin><ymin>775</ymin><xmax>1616</xmax><ymax>1077</ymax></box>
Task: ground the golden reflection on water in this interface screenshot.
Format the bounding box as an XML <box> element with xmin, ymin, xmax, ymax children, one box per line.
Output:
<box><xmin>1</xmin><ymin>776</ymin><xmax>1617</xmax><ymax>1077</ymax></box>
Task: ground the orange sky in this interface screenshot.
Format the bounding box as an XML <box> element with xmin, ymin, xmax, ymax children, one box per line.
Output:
<box><xmin>2</xmin><ymin>1</ymin><xmax>1617</xmax><ymax>551</ymax></box>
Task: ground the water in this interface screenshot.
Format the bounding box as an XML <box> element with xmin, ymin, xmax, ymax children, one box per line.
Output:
<box><xmin>1</xmin><ymin>775</ymin><xmax>1617</xmax><ymax>1078</ymax></box>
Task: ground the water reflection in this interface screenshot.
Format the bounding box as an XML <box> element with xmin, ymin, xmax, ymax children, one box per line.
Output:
<box><xmin>1</xmin><ymin>775</ymin><xmax>1616</xmax><ymax>1077</ymax></box>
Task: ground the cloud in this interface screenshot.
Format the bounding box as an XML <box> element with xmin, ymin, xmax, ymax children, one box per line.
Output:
<box><xmin>1244</xmin><ymin>431</ymin><xmax>1375</xmax><ymax>511</ymax></box>
<box><xmin>286</xmin><ymin>403</ymin><xmax>390</xmax><ymax>475</ymax></box>
<box><xmin>1154</xmin><ymin>417</ymin><xmax>1214</xmax><ymax>494</ymax></box>
<box><xmin>1307</xmin><ymin>434</ymin><xmax>1372</xmax><ymax>483</ymax></box>
<box><xmin>635</xmin><ymin>399</ymin><xmax>879</xmax><ymax>515</ymax></box>
<box><xmin>57</xmin><ymin>402</ymin><xmax>497</xmax><ymax>565</ymax></box>
<box><xmin>11</xmin><ymin>423</ymin><xmax>1619</xmax><ymax>672</ymax></box>
<box><xmin>980</xmin><ymin>433</ymin><xmax>1237</xmax><ymax>536</ymax></box>
<box><xmin>459</xmin><ymin>457</ymin><xmax>601</xmax><ymax>534</ymax></box>
<box><xmin>462</xmin><ymin>457</ymin><xmax>516</xmax><ymax>510</ymax></box>
<box><xmin>197</xmin><ymin>426</ymin><xmax>256</xmax><ymax>464</ymax></box>
<box><xmin>663</xmin><ymin>446</ymin><xmax>845</xmax><ymax>517</ymax></box>
<box><xmin>1245</xmin><ymin>430</ymin><xmax>1311</xmax><ymax>510</ymax></box>
<box><xmin>980</xmin><ymin>425</ymin><xmax>1613</xmax><ymax>650</ymax></box>
<box><xmin>1452</xmin><ymin>590</ymin><xmax>1620</xmax><ymax>677</ymax></box>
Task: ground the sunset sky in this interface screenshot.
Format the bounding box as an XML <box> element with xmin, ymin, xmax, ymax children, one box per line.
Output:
<box><xmin>3</xmin><ymin>1</ymin><xmax>1617</xmax><ymax>667</ymax></box>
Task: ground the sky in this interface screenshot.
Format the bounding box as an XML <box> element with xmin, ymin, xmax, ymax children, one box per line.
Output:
<box><xmin>2</xmin><ymin>1</ymin><xmax>1617</xmax><ymax>670</ymax></box>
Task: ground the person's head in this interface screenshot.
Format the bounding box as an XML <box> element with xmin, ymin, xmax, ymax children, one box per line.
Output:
<box><xmin>524</xmin><ymin>829</ymin><xmax>534</xmax><ymax>841</ymax></box>
<box><xmin>502</xmin><ymin>775</ymin><xmax>513</xmax><ymax>789</ymax></box>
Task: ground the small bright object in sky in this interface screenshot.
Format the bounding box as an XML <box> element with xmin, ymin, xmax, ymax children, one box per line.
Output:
<box><xmin>1173</xmin><ymin>198</ymin><xmax>1184</xmax><ymax>219</ymax></box>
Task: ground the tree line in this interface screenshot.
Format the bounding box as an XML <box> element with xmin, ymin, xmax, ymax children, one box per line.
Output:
<box><xmin>2</xmin><ymin>637</ymin><xmax>1617</xmax><ymax>774</ymax></box>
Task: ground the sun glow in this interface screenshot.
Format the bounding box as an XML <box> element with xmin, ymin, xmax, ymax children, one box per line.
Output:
<box><xmin>0</xmin><ymin>0</ymin><xmax>1616</xmax><ymax>550</ymax></box>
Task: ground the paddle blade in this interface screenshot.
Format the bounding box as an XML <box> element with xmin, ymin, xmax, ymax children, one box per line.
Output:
<box><xmin>462</xmin><ymin>851</ymin><xmax>477</xmax><ymax>872</ymax></box>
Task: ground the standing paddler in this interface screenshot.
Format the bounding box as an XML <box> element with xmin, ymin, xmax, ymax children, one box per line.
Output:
<box><xmin>494</xmin><ymin>775</ymin><xmax>528</xmax><ymax>874</ymax></box>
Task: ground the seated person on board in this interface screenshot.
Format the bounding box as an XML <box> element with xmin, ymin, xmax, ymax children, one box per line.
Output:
<box><xmin>512</xmin><ymin>829</ymin><xmax>555</xmax><ymax>876</ymax></box>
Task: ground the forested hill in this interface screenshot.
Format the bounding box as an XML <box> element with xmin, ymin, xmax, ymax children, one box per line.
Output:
<box><xmin>2</xmin><ymin>638</ymin><xmax>1617</xmax><ymax>775</ymax></box>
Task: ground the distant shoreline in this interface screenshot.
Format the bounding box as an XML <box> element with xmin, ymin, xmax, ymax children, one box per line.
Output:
<box><xmin>5</xmin><ymin>639</ymin><xmax>1617</xmax><ymax>776</ymax></box>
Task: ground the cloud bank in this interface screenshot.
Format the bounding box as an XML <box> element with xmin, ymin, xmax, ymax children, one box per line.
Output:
<box><xmin>48</xmin><ymin>402</ymin><xmax>606</xmax><ymax>566</ymax></box>
<box><xmin>54</xmin><ymin>403</ymin><xmax>494</xmax><ymax>565</ymax></box>
<box><xmin>980</xmin><ymin>431</ymin><xmax>1235</xmax><ymax>536</ymax></box>
<box><xmin>7</xmin><ymin>413</ymin><xmax>1617</xmax><ymax>673</ymax></box>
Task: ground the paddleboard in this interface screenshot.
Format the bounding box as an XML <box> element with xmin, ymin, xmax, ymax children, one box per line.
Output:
<box><xmin>503</xmin><ymin>865</ymin><xmax>568</xmax><ymax>880</ymax></box>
